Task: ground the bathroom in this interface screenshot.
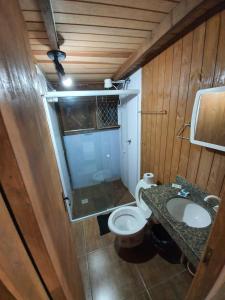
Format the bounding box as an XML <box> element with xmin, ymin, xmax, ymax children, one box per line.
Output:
<box><xmin>1</xmin><ymin>1</ymin><xmax>225</xmax><ymax>300</ymax></box>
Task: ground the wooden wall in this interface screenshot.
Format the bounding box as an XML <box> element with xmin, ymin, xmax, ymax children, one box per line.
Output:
<box><xmin>0</xmin><ymin>0</ymin><xmax>84</xmax><ymax>299</ymax></box>
<box><xmin>141</xmin><ymin>10</ymin><xmax>225</xmax><ymax>198</ymax></box>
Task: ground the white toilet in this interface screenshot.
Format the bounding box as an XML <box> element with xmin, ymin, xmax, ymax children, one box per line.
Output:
<box><xmin>108</xmin><ymin>173</ymin><xmax>156</xmax><ymax>248</ymax></box>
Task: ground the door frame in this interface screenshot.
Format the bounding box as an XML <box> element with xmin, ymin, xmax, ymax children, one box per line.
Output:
<box><xmin>43</xmin><ymin>96</ymin><xmax>73</xmax><ymax>221</ymax></box>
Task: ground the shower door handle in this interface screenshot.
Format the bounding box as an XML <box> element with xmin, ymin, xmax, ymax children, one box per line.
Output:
<box><xmin>127</xmin><ymin>139</ymin><xmax>131</xmax><ymax>144</ymax></box>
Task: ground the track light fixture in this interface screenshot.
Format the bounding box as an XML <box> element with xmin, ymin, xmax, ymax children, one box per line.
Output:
<box><xmin>47</xmin><ymin>50</ymin><xmax>72</xmax><ymax>87</ymax></box>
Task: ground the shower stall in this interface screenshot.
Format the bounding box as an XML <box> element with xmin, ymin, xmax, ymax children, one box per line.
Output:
<box><xmin>44</xmin><ymin>74</ymin><xmax>141</xmax><ymax>221</ymax></box>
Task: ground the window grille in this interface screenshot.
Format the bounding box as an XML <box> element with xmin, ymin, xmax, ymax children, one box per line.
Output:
<box><xmin>96</xmin><ymin>96</ymin><xmax>119</xmax><ymax>129</ymax></box>
<box><xmin>58</xmin><ymin>96</ymin><xmax>119</xmax><ymax>134</ymax></box>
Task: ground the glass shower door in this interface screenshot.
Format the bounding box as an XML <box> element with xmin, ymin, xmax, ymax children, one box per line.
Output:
<box><xmin>57</xmin><ymin>95</ymin><xmax>134</xmax><ymax>219</ymax></box>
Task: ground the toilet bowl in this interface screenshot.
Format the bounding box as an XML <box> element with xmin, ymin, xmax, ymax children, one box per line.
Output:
<box><xmin>108</xmin><ymin>177</ymin><xmax>156</xmax><ymax>248</ymax></box>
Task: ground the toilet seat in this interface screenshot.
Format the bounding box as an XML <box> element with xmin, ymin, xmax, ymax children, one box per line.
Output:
<box><xmin>108</xmin><ymin>206</ymin><xmax>147</xmax><ymax>236</ymax></box>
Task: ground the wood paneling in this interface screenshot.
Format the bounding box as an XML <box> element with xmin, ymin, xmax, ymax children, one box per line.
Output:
<box><xmin>141</xmin><ymin>10</ymin><xmax>225</xmax><ymax>198</ymax></box>
<box><xmin>0</xmin><ymin>192</ymin><xmax>48</xmax><ymax>300</ymax></box>
<box><xmin>76</xmin><ymin>0</ymin><xmax>180</xmax><ymax>13</ymax></box>
<box><xmin>0</xmin><ymin>0</ymin><xmax>84</xmax><ymax>299</ymax></box>
<box><xmin>114</xmin><ymin>0</ymin><xmax>225</xmax><ymax>80</ymax></box>
<box><xmin>19</xmin><ymin>0</ymin><xmax>225</xmax><ymax>85</ymax></box>
<box><xmin>18</xmin><ymin>0</ymin><xmax>182</xmax><ymax>85</ymax></box>
<box><xmin>27</xmin><ymin>22</ymin><xmax>151</xmax><ymax>37</ymax></box>
<box><xmin>52</xmin><ymin>1</ymin><xmax>165</xmax><ymax>22</ymax></box>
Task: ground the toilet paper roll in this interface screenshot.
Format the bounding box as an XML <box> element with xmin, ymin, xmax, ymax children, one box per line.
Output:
<box><xmin>143</xmin><ymin>173</ymin><xmax>154</xmax><ymax>185</ymax></box>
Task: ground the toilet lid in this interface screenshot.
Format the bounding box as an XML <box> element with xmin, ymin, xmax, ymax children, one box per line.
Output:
<box><xmin>135</xmin><ymin>179</ymin><xmax>155</xmax><ymax>219</ymax></box>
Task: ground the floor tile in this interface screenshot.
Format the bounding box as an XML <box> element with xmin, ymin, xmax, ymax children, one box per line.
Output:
<box><xmin>136</xmin><ymin>254</ymin><xmax>185</xmax><ymax>288</ymax></box>
<box><xmin>148</xmin><ymin>271</ymin><xmax>192</xmax><ymax>300</ymax></box>
<box><xmin>83</xmin><ymin>217</ymin><xmax>114</xmax><ymax>253</ymax></box>
<box><xmin>73</xmin><ymin>216</ymin><xmax>192</xmax><ymax>300</ymax></box>
<box><xmin>78</xmin><ymin>255</ymin><xmax>92</xmax><ymax>300</ymax></box>
<box><xmin>88</xmin><ymin>244</ymin><xmax>146</xmax><ymax>300</ymax></box>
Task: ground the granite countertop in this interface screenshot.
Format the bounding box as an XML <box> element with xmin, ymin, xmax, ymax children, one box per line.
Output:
<box><xmin>142</xmin><ymin>176</ymin><xmax>216</xmax><ymax>267</ymax></box>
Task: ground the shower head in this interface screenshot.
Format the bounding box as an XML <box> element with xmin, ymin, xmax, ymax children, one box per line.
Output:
<box><xmin>104</xmin><ymin>78</ymin><xmax>130</xmax><ymax>89</ymax></box>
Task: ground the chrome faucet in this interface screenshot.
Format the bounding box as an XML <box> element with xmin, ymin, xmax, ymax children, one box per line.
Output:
<box><xmin>204</xmin><ymin>195</ymin><xmax>221</xmax><ymax>212</ymax></box>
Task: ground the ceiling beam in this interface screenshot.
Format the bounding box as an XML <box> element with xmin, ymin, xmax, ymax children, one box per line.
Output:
<box><xmin>37</xmin><ymin>0</ymin><xmax>59</xmax><ymax>50</ymax></box>
<box><xmin>114</xmin><ymin>0</ymin><xmax>225</xmax><ymax>80</ymax></box>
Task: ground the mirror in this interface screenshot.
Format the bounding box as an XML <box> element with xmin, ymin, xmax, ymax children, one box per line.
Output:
<box><xmin>190</xmin><ymin>86</ymin><xmax>225</xmax><ymax>151</ymax></box>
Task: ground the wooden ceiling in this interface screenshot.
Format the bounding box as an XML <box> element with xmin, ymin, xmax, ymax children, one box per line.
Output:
<box><xmin>19</xmin><ymin>0</ymin><xmax>181</xmax><ymax>85</ymax></box>
<box><xmin>19</xmin><ymin>0</ymin><xmax>225</xmax><ymax>87</ymax></box>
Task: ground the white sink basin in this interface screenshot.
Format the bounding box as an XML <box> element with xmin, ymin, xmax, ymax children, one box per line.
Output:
<box><xmin>166</xmin><ymin>198</ymin><xmax>211</xmax><ymax>228</ymax></box>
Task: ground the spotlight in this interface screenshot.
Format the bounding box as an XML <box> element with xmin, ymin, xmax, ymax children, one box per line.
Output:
<box><xmin>62</xmin><ymin>76</ymin><xmax>72</xmax><ymax>87</ymax></box>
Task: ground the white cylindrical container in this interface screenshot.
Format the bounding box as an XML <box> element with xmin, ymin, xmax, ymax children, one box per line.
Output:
<box><xmin>143</xmin><ymin>173</ymin><xmax>154</xmax><ymax>185</ymax></box>
<box><xmin>104</xmin><ymin>78</ymin><xmax>112</xmax><ymax>89</ymax></box>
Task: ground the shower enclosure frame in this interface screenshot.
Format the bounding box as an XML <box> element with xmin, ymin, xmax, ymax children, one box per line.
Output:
<box><xmin>43</xmin><ymin>88</ymin><xmax>139</xmax><ymax>222</ymax></box>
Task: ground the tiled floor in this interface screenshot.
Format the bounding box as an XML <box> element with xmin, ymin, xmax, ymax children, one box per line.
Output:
<box><xmin>72</xmin><ymin>180</ymin><xmax>134</xmax><ymax>219</ymax></box>
<box><xmin>71</xmin><ymin>217</ymin><xmax>193</xmax><ymax>300</ymax></box>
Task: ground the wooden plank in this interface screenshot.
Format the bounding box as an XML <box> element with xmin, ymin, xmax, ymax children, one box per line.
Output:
<box><xmin>145</xmin><ymin>63</ymin><xmax>154</xmax><ymax>175</ymax></box>
<box><xmin>141</xmin><ymin>63</ymin><xmax>154</xmax><ymax>175</ymax></box>
<box><xmin>55</xmin><ymin>13</ymin><xmax>156</xmax><ymax>31</ymax></box>
<box><xmin>42</xmin><ymin>65</ymin><xmax>118</xmax><ymax>74</ymax></box>
<box><xmin>32</xmin><ymin>50</ymin><xmax>131</xmax><ymax>58</ymax></box>
<box><xmin>77</xmin><ymin>0</ymin><xmax>179</xmax><ymax>12</ymax></box>
<box><xmin>39</xmin><ymin>62</ymin><xmax>120</xmax><ymax>69</ymax></box>
<box><xmin>22</xmin><ymin>11</ymin><xmax>156</xmax><ymax>31</ymax></box>
<box><xmin>34</xmin><ymin>54</ymin><xmax>128</xmax><ymax>64</ymax></box>
<box><xmin>28</xmin><ymin>31</ymin><xmax>145</xmax><ymax>44</ymax></box>
<box><xmin>149</xmin><ymin>57</ymin><xmax>159</xmax><ymax>177</ymax></box>
<box><xmin>194</xmin><ymin>14</ymin><xmax>220</xmax><ymax>190</ymax></box>
<box><xmin>141</xmin><ymin>63</ymin><xmax>153</xmax><ymax>175</ymax></box>
<box><xmin>26</xmin><ymin>22</ymin><xmax>151</xmax><ymax>38</ymax></box>
<box><xmin>0</xmin><ymin>1</ymin><xmax>84</xmax><ymax>299</ymax></box>
<box><xmin>163</xmin><ymin>39</ymin><xmax>182</xmax><ymax>182</ymax></box>
<box><xmin>52</xmin><ymin>1</ymin><xmax>165</xmax><ymax>23</ymax></box>
<box><xmin>56</xmin><ymin>24</ymin><xmax>151</xmax><ymax>38</ymax></box>
<box><xmin>169</xmin><ymin>31</ymin><xmax>193</xmax><ymax>181</ymax></box>
<box><xmin>26</xmin><ymin>21</ymin><xmax>45</xmax><ymax>31</ymax></box>
<box><xmin>178</xmin><ymin>23</ymin><xmax>205</xmax><ymax>178</ymax></box>
<box><xmin>153</xmin><ymin>52</ymin><xmax>166</xmax><ymax>182</ymax></box>
<box><xmin>20</xmin><ymin>0</ymin><xmax>178</xmax><ymax>13</ymax></box>
<box><xmin>29</xmin><ymin>38</ymin><xmax>140</xmax><ymax>50</ymax></box>
<box><xmin>36</xmin><ymin>0</ymin><xmax>59</xmax><ymax>49</ymax></box>
<box><xmin>0</xmin><ymin>192</ymin><xmax>48</xmax><ymax>300</ymax></box>
<box><xmin>158</xmin><ymin>46</ymin><xmax>173</xmax><ymax>183</ymax></box>
<box><xmin>0</xmin><ymin>280</ymin><xmax>15</xmax><ymax>300</ymax></box>
<box><xmin>114</xmin><ymin>0</ymin><xmax>225</xmax><ymax>80</ymax></box>
<box><xmin>30</xmin><ymin>45</ymin><xmax>133</xmax><ymax>57</ymax></box>
<box><xmin>19</xmin><ymin>0</ymin><xmax>39</xmax><ymax>10</ymax></box>
<box><xmin>207</xmin><ymin>154</ymin><xmax>225</xmax><ymax>195</ymax></box>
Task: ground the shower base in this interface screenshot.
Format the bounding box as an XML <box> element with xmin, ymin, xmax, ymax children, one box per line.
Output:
<box><xmin>72</xmin><ymin>180</ymin><xmax>134</xmax><ymax>219</ymax></box>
